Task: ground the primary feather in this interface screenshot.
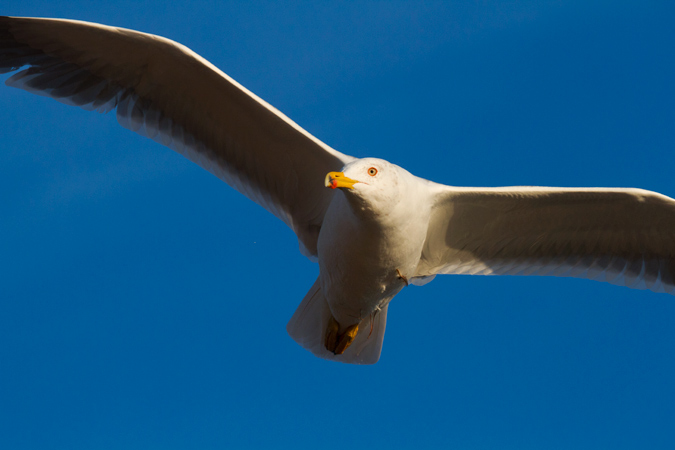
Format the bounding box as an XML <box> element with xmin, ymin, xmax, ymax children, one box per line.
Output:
<box><xmin>0</xmin><ymin>16</ymin><xmax>353</xmax><ymax>258</ymax></box>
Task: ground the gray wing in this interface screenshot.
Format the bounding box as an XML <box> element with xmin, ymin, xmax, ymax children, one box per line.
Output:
<box><xmin>415</xmin><ymin>185</ymin><xmax>675</xmax><ymax>294</ymax></box>
<box><xmin>0</xmin><ymin>16</ymin><xmax>353</xmax><ymax>258</ymax></box>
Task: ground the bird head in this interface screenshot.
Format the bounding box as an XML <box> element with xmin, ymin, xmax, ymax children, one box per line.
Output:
<box><xmin>325</xmin><ymin>158</ymin><xmax>408</xmax><ymax>219</ymax></box>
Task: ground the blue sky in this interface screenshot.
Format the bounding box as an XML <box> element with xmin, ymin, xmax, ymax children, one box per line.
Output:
<box><xmin>2</xmin><ymin>1</ymin><xmax>675</xmax><ymax>449</ymax></box>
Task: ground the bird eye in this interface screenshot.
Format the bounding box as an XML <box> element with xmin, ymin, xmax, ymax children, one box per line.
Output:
<box><xmin>368</xmin><ymin>167</ymin><xmax>378</xmax><ymax>176</ymax></box>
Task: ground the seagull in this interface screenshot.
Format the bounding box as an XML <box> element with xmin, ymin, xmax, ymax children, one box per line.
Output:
<box><xmin>2</xmin><ymin>16</ymin><xmax>675</xmax><ymax>364</ymax></box>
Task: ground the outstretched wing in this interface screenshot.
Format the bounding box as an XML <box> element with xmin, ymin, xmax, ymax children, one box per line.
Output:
<box><xmin>0</xmin><ymin>16</ymin><xmax>353</xmax><ymax>258</ymax></box>
<box><xmin>415</xmin><ymin>185</ymin><xmax>675</xmax><ymax>294</ymax></box>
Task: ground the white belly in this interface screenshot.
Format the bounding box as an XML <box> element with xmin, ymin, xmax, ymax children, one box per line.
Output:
<box><xmin>317</xmin><ymin>192</ymin><xmax>427</xmax><ymax>326</ymax></box>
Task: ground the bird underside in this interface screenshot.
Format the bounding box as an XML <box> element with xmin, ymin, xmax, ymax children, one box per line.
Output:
<box><xmin>324</xmin><ymin>268</ymin><xmax>410</xmax><ymax>354</ymax></box>
<box><xmin>287</xmin><ymin>277</ymin><xmax>391</xmax><ymax>364</ymax></box>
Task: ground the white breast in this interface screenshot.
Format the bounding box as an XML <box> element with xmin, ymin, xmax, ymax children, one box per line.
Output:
<box><xmin>317</xmin><ymin>188</ymin><xmax>430</xmax><ymax>326</ymax></box>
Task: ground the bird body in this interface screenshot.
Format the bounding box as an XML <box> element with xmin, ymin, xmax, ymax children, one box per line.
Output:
<box><xmin>319</xmin><ymin>159</ymin><xmax>430</xmax><ymax>326</ymax></box>
<box><xmin>3</xmin><ymin>16</ymin><xmax>675</xmax><ymax>364</ymax></box>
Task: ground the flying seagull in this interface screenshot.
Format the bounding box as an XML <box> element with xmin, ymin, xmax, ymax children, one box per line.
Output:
<box><xmin>2</xmin><ymin>16</ymin><xmax>674</xmax><ymax>364</ymax></box>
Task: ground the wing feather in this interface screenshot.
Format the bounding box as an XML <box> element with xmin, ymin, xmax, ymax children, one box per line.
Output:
<box><xmin>416</xmin><ymin>186</ymin><xmax>675</xmax><ymax>295</ymax></box>
<box><xmin>0</xmin><ymin>16</ymin><xmax>354</xmax><ymax>258</ymax></box>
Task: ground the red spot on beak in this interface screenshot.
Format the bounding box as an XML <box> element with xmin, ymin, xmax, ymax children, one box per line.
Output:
<box><xmin>331</xmin><ymin>179</ymin><xmax>338</xmax><ymax>189</ymax></box>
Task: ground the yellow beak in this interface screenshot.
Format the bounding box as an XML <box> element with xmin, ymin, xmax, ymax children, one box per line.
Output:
<box><xmin>325</xmin><ymin>171</ymin><xmax>359</xmax><ymax>190</ymax></box>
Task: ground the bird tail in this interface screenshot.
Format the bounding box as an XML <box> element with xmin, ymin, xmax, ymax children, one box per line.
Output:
<box><xmin>286</xmin><ymin>277</ymin><xmax>388</xmax><ymax>365</ymax></box>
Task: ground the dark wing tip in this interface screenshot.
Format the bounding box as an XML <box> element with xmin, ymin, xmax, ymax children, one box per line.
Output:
<box><xmin>0</xmin><ymin>16</ymin><xmax>42</xmax><ymax>74</ymax></box>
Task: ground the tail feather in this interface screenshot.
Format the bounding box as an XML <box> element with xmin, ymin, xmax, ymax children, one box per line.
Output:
<box><xmin>286</xmin><ymin>277</ymin><xmax>388</xmax><ymax>365</ymax></box>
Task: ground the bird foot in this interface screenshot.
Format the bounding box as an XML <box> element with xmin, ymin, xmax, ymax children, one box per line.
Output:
<box><xmin>396</xmin><ymin>268</ymin><xmax>409</xmax><ymax>286</ymax></box>
<box><xmin>325</xmin><ymin>316</ymin><xmax>359</xmax><ymax>355</ymax></box>
<box><xmin>325</xmin><ymin>315</ymin><xmax>339</xmax><ymax>352</ymax></box>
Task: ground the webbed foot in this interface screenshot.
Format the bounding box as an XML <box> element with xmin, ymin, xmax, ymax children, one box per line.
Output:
<box><xmin>334</xmin><ymin>324</ymin><xmax>359</xmax><ymax>354</ymax></box>
<box><xmin>325</xmin><ymin>315</ymin><xmax>360</xmax><ymax>355</ymax></box>
<box><xmin>325</xmin><ymin>316</ymin><xmax>340</xmax><ymax>352</ymax></box>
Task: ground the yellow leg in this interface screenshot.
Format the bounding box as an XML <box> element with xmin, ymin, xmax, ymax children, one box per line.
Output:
<box><xmin>325</xmin><ymin>316</ymin><xmax>339</xmax><ymax>353</ymax></box>
<box><xmin>334</xmin><ymin>323</ymin><xmax>359</xmax><ymax>355</ymax></box>
<box><xmin>324</xmin><ymin>314</ymin><xmax>360</xmax><ymax>355</ymax></box>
